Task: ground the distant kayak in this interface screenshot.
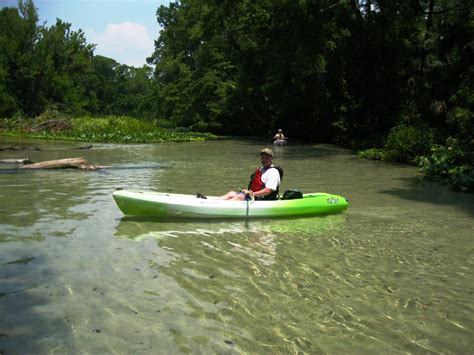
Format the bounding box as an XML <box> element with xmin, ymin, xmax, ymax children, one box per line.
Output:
<box><xmin>113</xmin><ymin>190</ymin><xmax>348</xmax><ymax>218</ymax></box>
<box><xmin>273</xmin><ymin>139</ymin><xmax>287</xmax><ymax>146</ymax></box>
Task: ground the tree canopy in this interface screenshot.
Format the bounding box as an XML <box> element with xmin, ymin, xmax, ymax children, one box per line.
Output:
<box><xmin>0</xmin><ymin>0</ymin><xmax>154</xmax><ymax>119</ymax></box>
<box><xmin>148</xmin><ymin>0</ymin><xmax>472</xmax><ymax>143</ymax></box>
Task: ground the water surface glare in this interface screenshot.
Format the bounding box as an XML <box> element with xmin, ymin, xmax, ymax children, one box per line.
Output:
<box><xmin>0</xmin><ymin>137</ymin><xmax>473</xmax><ymax>353</ymax></box>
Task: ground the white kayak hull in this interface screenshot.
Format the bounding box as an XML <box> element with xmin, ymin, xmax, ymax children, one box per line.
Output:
<box><xmin>273</xmin><ymin>139</ymin><xmax>287</xmax><ymax>145</ymax></box>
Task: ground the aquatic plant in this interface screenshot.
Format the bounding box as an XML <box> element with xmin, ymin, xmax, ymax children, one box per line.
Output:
<box><xmin>0</xmin><ymin>116</ymin><xmax>216</xmax><ymax>143</ymax></box>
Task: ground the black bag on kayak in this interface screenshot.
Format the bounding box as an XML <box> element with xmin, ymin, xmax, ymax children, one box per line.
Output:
<box><xmin>281</xmin><ymin>188</ymin><xmax>303</xmax><ymax>200</ymax></box>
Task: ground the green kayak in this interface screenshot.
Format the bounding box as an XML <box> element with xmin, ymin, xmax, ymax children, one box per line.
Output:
<box><xmin>113</xmin><ymin>190</ymin><xmax>349</xmax><ymax>218</ymax></box>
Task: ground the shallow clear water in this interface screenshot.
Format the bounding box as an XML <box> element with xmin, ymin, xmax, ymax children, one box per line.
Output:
<box><xmin>0</xmin><ymin>136</ymin><xmax>473</xmax><ymax>353</ymax></box>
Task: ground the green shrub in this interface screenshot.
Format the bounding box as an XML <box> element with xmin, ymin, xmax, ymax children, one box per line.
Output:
<box><xmin>448</xmin><ymin>165</ymin><xmax>474</xmax><ymax>192</ymax></box>
<box><xmin>357</xmin><ymin>148</ymin><xmax>385</xmax><ymax>160</ymax></box>
<box><xmin>0</xmin><ymin>113</ymin><xmax>30</xmax><ymax>130</ymax></box>
<box><xmin>418</xmin><ymin>138</ymin><xmax>474</xmax><ymax>192</ymax></box>
<box><xmin>384</xmin><ymin>125</ymin><xmax>434</xmax><ymax>164</ymax></box>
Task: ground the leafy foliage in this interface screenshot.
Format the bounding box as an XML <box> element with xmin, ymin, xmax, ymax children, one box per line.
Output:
<box><xmin>419</xmin><ymin>138</ymin><xmax>474</xmax><ymax>192</ymax></box>
<box><xmin>357</xmin><ymin>148</ymin><xmax>385</xmax><ymax>161</ymax></box>
<box><xmin>0</xmin><ymin>1</ymin><xmax>155</xmax><ymax>119</ymax></box>
<box><xmin>383</xmin><ymin>125</ymin><xmax>435</xmax><ymax>164</ymax></box>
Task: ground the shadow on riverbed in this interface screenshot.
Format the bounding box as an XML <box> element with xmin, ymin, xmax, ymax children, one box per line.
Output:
<box><xmin>380</xmin><ymin>177</ymin><xmax>474</xmax><ymax>215</ymax></box>
<box><xmin>0</xmin><ymin>253</ymin><xmax>72</xmax><ymax>353</ymax></box>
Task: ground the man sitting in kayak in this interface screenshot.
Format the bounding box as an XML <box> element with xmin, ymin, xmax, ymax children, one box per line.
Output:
<box><xmin>273</xmin><ymin>128</ymin><xmax>285</xmax><ymax>140</ymax></box>
<box><xmin>221</xmin><ymin>148</ymin><xmax>282</xmax><ymax>201</ymax></box>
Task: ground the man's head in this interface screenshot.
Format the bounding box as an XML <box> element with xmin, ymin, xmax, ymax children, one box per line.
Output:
<box><xmin>260</xmin><ymin>148</ymin><xmax>274</xmax><ymax>167</ymax></box>
<box><xmin>278</xmin><ymin>129</ymin><xmax>282</xmax><ymax>132</ymax></box>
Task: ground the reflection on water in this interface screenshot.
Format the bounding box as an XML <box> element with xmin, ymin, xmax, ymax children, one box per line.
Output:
<box><xmin>115</xmin><ymin>215</ymin><xmax>346</xmax><ymax>270</ymax></box>
<box><xmin>115</xmin><ymin>214</ymin><xmax>346</xmax><ymax>239</ymax></box>
<box><xmin>0</xmin><ymin>136</ymin><xmax>473</xmax><ymax>353</ymax></box>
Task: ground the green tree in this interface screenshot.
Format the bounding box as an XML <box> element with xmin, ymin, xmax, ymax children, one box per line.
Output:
<box><xmin>34</xmin><ymin>19</ymin><xmax>97</xmax><ymax>115</ymax></box>
<box><xmin>149</xmin><ymin>0</ymin><xmax>346</xmax><ymax>135</ymax></box>
<box><xmin>0</xmin><ymin>1</ymin><xmax>38</xmax><ymax>116</ymax></box>
<box><xmin>91</xmin><ymin>55</ymin><xmax>121</xmax><ymax>115</ymax></box>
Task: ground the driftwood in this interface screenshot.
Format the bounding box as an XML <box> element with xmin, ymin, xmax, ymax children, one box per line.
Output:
<box><xmin>19</xmin><ymin>157</ymin><xmax>103</xmax><ymax>170</ymax></box>
<box><xmin>0</xmin><ymin>158</ymin><xmax>34</xmax><ymax>164</ymax></box>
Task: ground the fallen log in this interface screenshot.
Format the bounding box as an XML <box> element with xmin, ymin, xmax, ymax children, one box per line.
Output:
<box><xmin>19</xmin><ymin>157</ymin><xmax>102</xmax><ymax>170</ymax></box>
<box><xmin>0</xmin><ymin>158</ymin><xmax>34</xmax><ymax>164</ymax></box>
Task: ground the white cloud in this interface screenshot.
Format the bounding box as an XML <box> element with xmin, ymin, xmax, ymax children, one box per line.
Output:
<box><xmin>85</xmin><ymin>22</ymin><xmax>155</xmax><ymax>67</ymax></box>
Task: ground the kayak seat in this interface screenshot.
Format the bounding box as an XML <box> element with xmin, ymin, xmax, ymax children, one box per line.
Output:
<box><xmin>196</xmin><ymin>192</ymin><xmax>207</xmax><ymax>199</ymax></box>
<box><xmin>281</xmin><ymin>189</ymin><xmax>303</xmax><ymax>200</ymax></box>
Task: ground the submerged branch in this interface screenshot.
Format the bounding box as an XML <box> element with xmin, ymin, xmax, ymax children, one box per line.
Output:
<box><xmin>0</xmin><ymin>145</ymin><xmax>93</xmax><ymax>151</ymax></box>
<box><xmin>0</xmin><ymin>158</ymin><xmax>34</xmax><ymax>164</ymax></box>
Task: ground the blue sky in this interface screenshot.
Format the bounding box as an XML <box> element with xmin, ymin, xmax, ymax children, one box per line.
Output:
<box><xmin>1</xmin><ymin>0</ymin><xmax>171</xmax><ymax>67</ymax></box>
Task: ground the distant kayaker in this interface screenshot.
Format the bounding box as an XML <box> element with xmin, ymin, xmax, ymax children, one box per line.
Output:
<box><xmin>220</xmin><ymin>148</ymin><xmax>282</xmax><ymax>201</ymax></box>
<box><xmin>273</xmin><ymin>129</ymin><xmax>285</xmax><ymax>140</ymax></box>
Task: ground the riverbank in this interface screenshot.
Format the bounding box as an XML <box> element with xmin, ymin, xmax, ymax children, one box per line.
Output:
<box><xmin>1</xmin><ymin>114</ymin><xmax>471</xmax><ymax>192</ymax></box>
<box><xmin>0</xmin><ymin>115</ymin><xmax>216</xmax><ymax>144</ymax></box>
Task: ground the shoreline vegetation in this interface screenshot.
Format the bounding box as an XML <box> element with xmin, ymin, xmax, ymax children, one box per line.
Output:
<box><xmin>0</xmin><ymin>114</ymin><xmax>216</xmax><ymax>144</ymax></box>
<box><xmin>0</xmin><ymin>112</ymin><xmax>472</xmax><ymax>192</ymax></box>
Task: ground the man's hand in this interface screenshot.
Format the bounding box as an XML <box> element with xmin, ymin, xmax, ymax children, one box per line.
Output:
<box><xmin>241</xmin><ymin>189</ymin><xmax>253</xmax><ymax>196</ymax></box>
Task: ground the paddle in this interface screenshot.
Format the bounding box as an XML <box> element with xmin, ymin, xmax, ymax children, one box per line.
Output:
<box><xmin>245</xmin><ymin>193</ymin><xmax>254</xmax><ymax>221</ymax></box>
